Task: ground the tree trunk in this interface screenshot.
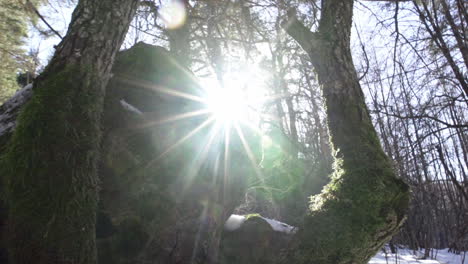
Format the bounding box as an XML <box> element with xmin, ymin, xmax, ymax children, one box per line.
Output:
<box><xmin>0</xmin><ymin>0</ymin><xmax>138</xmax><ymax>263</ymax></box>
<box><xmin>282</xmin><ymin>1</ymin><xmax>409</xmax><ymax>263</ymax></box>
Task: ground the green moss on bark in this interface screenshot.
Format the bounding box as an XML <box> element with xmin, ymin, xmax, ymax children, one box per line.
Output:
<box><xmin>289</xmin><ymin>97</ymin><xmax>409</xmax><ymax>264</ymax></box>
<box><xmin>1</xmin><ymin>64</ymin><xmax>102</xmax><ymax>263</ymax></box>
<box><xmin>281</xmin><ymin>2</ymin><xmax>410</xmax><ymax>261</ymax></box>
<box><xmin>114</xmin><ymin>216</ymin><xmax>149</xmax><ymax>259</ymax></box>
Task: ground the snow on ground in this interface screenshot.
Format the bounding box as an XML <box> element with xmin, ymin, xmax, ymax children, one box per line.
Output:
<box><xmin>261</xmin><ymin>216</ymin><xmax>297</xmax><ymax>234</ymax></box>
<box><xmin>224</xmin><ymin>214</ymin><xmax>246</xmax><ymax>231</ymax></box>
<box><xmin>369</xmin><ymin>248</ymin><xmax>467</xmax><ymax>264</ymax></box>
<box><xmin>224</xmin><ymin>215</ymin><xmax>466</xmax><ymax>264</ymax></box>
<box><xmin>224</xmin><ymin>214</ymin><xmax>297</xmax><ymax>234</ymax></box>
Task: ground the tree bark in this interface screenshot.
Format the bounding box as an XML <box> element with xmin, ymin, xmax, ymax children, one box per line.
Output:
<box><xmin>282</xmin><ymin>1</ymin><xmax>409</xmax><ymax>263</ymax></box>
<box><xmin>0</xmin><ymin>0</ymin><xmax>138</xmax><ymax>263</ymax></box>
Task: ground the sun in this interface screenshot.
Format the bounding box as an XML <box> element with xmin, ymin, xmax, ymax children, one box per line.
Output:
<box><xmin>204</xmin><ymin>84</ymin><xmax>248</xmax><ymax>125</ymax></box>
<box><xmin>201</xmin><ymin>64</ymin><xmax>267</xmax><ymax>127</ymax></box>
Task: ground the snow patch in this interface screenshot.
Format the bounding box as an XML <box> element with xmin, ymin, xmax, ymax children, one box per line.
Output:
<box><xmin>261</xmin><ymin>217</ymin><xmax>297</xmax><ymax>234</ymax></box>
<box><xmin>369</xmin><ymin>247</ymin><xmax>467</xmax><ymax>264</ymax></box>
<box><xmin>120</xmin><ymin>99</ymin><xmax>143</xmax><ymax>115</ymax></box>
<box><xmin>224</xmin><ymin>214</ymin><xmax>297</xmax><ymax>234</ymax></box>
<box><xmin>224</xmin><ymin>214</ymin><xmax>246</xmax><ymax>231</ymax></box>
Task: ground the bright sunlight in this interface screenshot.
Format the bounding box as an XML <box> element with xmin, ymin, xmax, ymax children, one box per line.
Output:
<box><xmin>205</xmin><ymin>85</ymin><xmax>247</xmax><ymax>124</ymax></box>
<box><xmin>201</xmin><ymin>63</ymin><xmax>268</xmax><ymax>128</ymax></box>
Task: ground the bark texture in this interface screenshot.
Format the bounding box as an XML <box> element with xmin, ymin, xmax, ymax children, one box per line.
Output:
<box><xmin>0</xmin><ymin>0</ymin><xmax>138</xmax><ymax>263</ymax></box>
<box><xmin>282</xmin><ymin>1</ymin><xmax>409</xmax><ymax>263</ymax></box>
<box><xmin>0</xmin><ymin>43</ymin><xmax>250</xmax><ymax>264</ymax></box>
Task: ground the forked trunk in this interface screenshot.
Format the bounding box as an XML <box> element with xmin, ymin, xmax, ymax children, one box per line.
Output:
<box><xmin>283</xmin><ymin>1</ymin><xmax>409</xmax><ymax>263</ymax></box>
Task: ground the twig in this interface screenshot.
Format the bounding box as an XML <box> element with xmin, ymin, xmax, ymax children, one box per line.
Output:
<box><xmin>26</xmin><ymin>0</ymin><xmax>63</xmax><ymax>39</ymax></box>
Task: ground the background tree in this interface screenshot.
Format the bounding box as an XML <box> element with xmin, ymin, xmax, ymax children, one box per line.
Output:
<box><xmin>355</xmin><ymin>0</ymin><xmax>467</xmax><ymax>254</ymax></box>
<box><xmin>0</xmin><ymin>0</ymin><xmax>41</xmax><ymax>103</ymax></box>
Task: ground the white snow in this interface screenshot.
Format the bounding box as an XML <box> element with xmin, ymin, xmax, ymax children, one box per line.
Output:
<box><xmin>223</xmin><ymin>214</ymin><xmax>466</xmax><ymax>263</ymax></box>
<box><xmin>260</xmin><ymin>216</ymin><xmax>297</xmax><ymax>234</ymax></box>
<box><xmin>224</xmin><ymin>214</ymin><xmax>246</xmax><ymax>231</ymax></box>
<box><xmin>120</xmin><ymin>99</ymin><xmax>143</xmax><ymax>115</ymax></box>
<box><xmin>369</xmin><ymin>247</ymin><xmax>467</xmax><ymax>264</ymax></box>
<box><xmin>224</xmin><ymin>214</ymin><xmax>297</xmax><ymax>234</ymax></box>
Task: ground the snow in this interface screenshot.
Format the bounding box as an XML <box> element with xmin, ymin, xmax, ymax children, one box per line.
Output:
<box><xmin>260</xmin><ymin>216</ymin><xmax>297</xmax><ymax>234</ymax></box>
<box><xmin>224</xmin><ymin>214</ymin><xmax>297</xmax><ymax>234</ymax></box>
<box><xmin>369</xmin><ymin>247</ymin><xmax>467</xmax><ymax>264</ymax></box>
<box><xmin>120</xmin><ymin>99</ymin><xmax>143</xmax><ymax>115</ymax></box>
<box><xmin>223</xmin><ymin>214</ymin><xmax>466</xmax><ymax>264</ymax></box>
<box><xmin>224</xmin><ymin>214</ymin><xmax>246</xmax><ymax>231</ymax></box>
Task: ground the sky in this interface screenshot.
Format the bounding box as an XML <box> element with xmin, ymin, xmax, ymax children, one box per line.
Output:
<box><xmin>27</xmin><ymin>1</ymin><xmax>397</xmax><ymax>70</ymax></box>
<box><xmin>26</xmin><ymin>1</ymin><xmax>74</xmax><ymax>67</ymax></box>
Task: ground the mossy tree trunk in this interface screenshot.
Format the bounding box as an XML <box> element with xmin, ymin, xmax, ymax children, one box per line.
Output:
<box><xmin>282</xmin><ymin>1</ymin><xmax>409</xmax><ymax>263</ymax></box>
<box><xmin>1</xmin><ymin>0</ymin><xmax>138</xmax><ymax>263</ymax></box>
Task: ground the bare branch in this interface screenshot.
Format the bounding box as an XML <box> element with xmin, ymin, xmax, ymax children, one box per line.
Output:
<box><xmin>25</xmin><ymin>0</ymin><xmax>63</xmax><ymax>39</ymax></box>
<box><xmin>280</xmin><ymin>8</ymin><xmax>319</xmax><ymax>56</ymax></box>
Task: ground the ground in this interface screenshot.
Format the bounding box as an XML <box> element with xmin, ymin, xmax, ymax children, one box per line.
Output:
<box><xmin>370</xmin><ymin>247</ymin><xmax>467</xmax><ymax>264</ymax></box>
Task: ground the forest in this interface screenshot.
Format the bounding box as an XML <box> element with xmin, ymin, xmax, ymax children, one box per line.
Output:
<box><xmin>0</xmin><ymin>0</ymin><xmax>466</xmax><ymax>264</ymax></box>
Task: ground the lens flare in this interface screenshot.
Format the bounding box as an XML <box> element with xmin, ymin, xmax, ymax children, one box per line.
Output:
<box><xmin>159</xmin><ymin>0</ymin><xmax>187</xmax><ymax>29</ymax></box>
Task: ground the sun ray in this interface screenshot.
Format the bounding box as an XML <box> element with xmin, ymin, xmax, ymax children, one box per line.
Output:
<box><xmin>135</xmin><ymin>109</ymin><xmax>211</xmax><ymax>129</ymax></box>
<box><xmin>233</xmin><ymin>123</ymin><xmax>265</xmax><ymax>184</ymax></box>
<box><xmin>190</xmin><ymin>203</ymin><xmax>208</xmax><ymax>264</ymax></box>
<box><xmin>237</xmin><ymin>119</ymin><xmax>264</xmax><ymax>136</ymax></box>
<box><xmin>184</xmin><ymin>125</ymin><xmax>224</xmax><ymax>264</ymax></box>
<box><xmin>180</xmin><ymin>121</ymin><xmax>222</xmax><ymax>196</ymax></box>
<box><xmin>143</xmin><ymin>116</ymin><xmax>216</xmax><ymax>169</ymax></box>
<box><xmin>115</xmin><ymin>76</ymin><xmax>206</xmax><ymax>103</ymax></box>
<box><xmin>222</xmin><ymin>124</ymin><xmax>231</xmax><ymax>218</ymax></box>
<box><xmin>223</xmin><ymin>125</ymin><xmax>231</xmax><ymax>182</ymax></box>
<box><xmin>211</xmin><ymin>141</ymin><xmax>222</xmax><ymax>187</ymax></box>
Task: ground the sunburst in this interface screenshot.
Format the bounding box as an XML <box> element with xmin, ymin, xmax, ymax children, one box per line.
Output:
<box><xmin>120</xmin><ymin>59</ymin><xmax>281</xmax><ymax>260</ymax></box>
